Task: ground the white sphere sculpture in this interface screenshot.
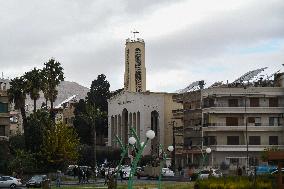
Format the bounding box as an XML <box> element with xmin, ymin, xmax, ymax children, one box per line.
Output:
<box><xmin>128</xmin><ymin>137</ymin><xmax>136</xmax><ymax>145</ymax></box>
<box><xmin>146</xmin><ymin>130</ymin><xmax>155</xmax><ymax>139</ymax></box>
<box><xmin>168</xmin><ymin>146</ymin><xmax>174</xmax><ymax>152</ymax></box>
<box><xmin>206</xmin><ymin>147</ymin><xmax>211</xmax><ymax>154</ymax></box>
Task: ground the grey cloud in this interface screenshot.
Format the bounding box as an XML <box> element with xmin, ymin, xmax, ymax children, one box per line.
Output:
<box><xmin>0</xmin><ymin>0</ymin><xmax>283</xmax><ymax>92</ymax></box>
<box><xmin>147</xmin><ymin>0</ymin><xmax>284</xmax><ymax>71</ymax></box>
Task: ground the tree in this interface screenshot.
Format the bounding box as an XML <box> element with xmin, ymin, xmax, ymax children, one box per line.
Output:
<box><xmin>9</xmin><ymin>134</ymin><xmax>26</xmax><ymax>153</ymax></box>
<box><xmin>42</xmin><ymin>59</ymin><xmax>64</xmax><ymax>115</ymax></box>
<box><xmin>8</xmin><ymin>77</ymin><xmax>28</xmax><ymax>145</ymax></box>
<box><xmin>24</xmin><ymin>68</ymin><xmax>43</xmax><ymax>113</ymax></box>
<box><xmin>261</xmin><ymin>147</ymin><xmax>280</xmax><ymax>162</ymax></box>
<box><xmin>86</xmin><ymin>74</ymin><xmax>110</xmax><ymax>144</ymax></box>
<box><xmin>87</xmin><ymin>74</ymin><xmax>110</xmax><ymax>111</ymax></box>
<box><xmin>0</xmin><ymin>141</ymin><xmax>10</xmax><ymax>174</ymax></box>
<box><xmin>73</xmin><ymin>99</ymin><xmax>93</xmax><ymax>145</ymax></box>
<box><xmin>40</xmin><ymin>122</ymin><xmax>79</xmax><ymax>170</ymax></box>
<box><xmin>25</xmin><ymin>110</ymin><xmax>52</xmax><ymax>153</ymax></box>
<box><xmin>8</xmin><ymin>150</ymin><xmax>38</xmax><ymax>175</ymax></box>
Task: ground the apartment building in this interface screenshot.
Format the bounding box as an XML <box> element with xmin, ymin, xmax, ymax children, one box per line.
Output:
<box><xmin>174</xmin><ymin>72</ymin><xmax>284</xmax><ymax>168</ymax></box>
<box><xmin>0</xmin><ymin>83</ymin><xmax>10</xmax><ymax>141</ymax></box>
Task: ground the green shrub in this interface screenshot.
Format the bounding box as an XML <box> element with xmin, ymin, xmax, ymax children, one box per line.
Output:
<box><xmin>195</xmin><ymin>176</ymin><xmax>273</xmax><ymax>189</ymax></box>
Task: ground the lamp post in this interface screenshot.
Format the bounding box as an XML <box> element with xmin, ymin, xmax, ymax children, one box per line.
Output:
<box><xmin>128</xmin><ymin>129</ymin><xmax>155</xmax><ymax>189</ymax></box>
<box><xmin>158</xmin><ymin>145</ymin><xmax>174</xmax><ymax>189</ymax></box>
<box><xmin>114</xmin><ymin>135</ymin><xmax>129</xmax><ymax>177</ymax></box>
<box><xmin>170</xmin><ymin>121</ymin><xmax>176</xmax><ymax>172</ymax></box>
<box><xmin>195</xmin><ymin>146</ymin><xmax>211</xmax><ymax>168</ymax></box>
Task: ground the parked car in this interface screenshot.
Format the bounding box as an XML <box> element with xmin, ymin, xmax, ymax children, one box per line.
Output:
<box><xmin>162</xmin><ymin>168</ymin><xmax>175</xmax><ymax>177</ymax></box>
<box><xmin>198</xmin><ymin>169</ymin><xmax>222</xmax><ymax>179</ymax></box>
<box><xmin>121</xmin><ymin>165</ymin><xmax>131</xmax><ymax>179</ymax></box>
<box><xmin>0</xmin><ymin>176</ymin><xmax>22</xmax><ymax>189</ymax></box>
<box><xmin>26</xmin><ymin>175</ymin><xmax>48</xmax><ymax>188</ymax></box>
<box><xmin>270</xmin><ymin>168</ymin><xmax>284</xmax><ymax>175</ymax></box>
<box><xmin>256</xmin><ymin>165</ymin><xmax>277</xmax><ymax>175</ymax></box>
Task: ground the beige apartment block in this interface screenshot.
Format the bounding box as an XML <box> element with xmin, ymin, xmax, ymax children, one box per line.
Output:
<box><xmin>9</xmin><ymin>110</ymin><xmax>23</xmax><ymax>136</ymax></box>
<box><xmin>173</xmin><ymin>73</ymin><xmax>284</xmax><ymax>168</ymax></box>
<box><xmin>0</xmin><ymin>85</ymin><xmax>10</xmax><ymax>141</ymax></box>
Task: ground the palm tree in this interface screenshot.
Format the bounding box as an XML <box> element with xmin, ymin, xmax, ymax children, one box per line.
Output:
<box><xmin>82</xmin><ymin>103</ymin><xmax>100</xmax><ymax>169</ymax></box>
<box><xmin>7</xmin><ymin>77</ymin><xmax>28</xmax><ymax>138</ymax></box>
<box><xmin>42</xmin><ymin>58</ymin><xmax>64</xmax><ymax>115</ymax></box>
<box><xmin>24</xmin><ymin>68</ymin><xmax>43</xmax><ymax>113</ymax></box>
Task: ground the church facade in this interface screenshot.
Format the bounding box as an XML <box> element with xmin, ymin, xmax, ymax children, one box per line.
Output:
<box><xmin>108</xmin><ymin>37</ymin><xmax>182</xmax><ymax>156</ymax></box>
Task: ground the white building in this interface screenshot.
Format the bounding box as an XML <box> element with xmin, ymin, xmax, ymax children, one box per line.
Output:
<box><xmin>108</xmin><ymin>37</ymin><xmax>182</xmax><ymax>156</ymax></box>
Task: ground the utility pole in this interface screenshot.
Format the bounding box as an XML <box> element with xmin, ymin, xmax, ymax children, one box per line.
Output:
<box><xmin>244</xmin><ymin>86</ymin><xmax>249</xmax><ymax>174</ymax></box>
<box><xmin>171</xmin><ymin>120</ymin><xmax>176</xmax><ymax>172</ymax></box>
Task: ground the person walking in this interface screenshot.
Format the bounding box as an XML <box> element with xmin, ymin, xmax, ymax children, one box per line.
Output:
<box><xmin>119</xmin><ymin>170</ymin><xmax>124</xmax><ymax>183</ymax></box>
<box><xmin>86</xmin><ymin>168</ymin><xmax>91</xmax><ymax>183</ymax></box>
<box><xmin>78</xmin><ymin>167</ymin><xmax>82</xmax><ymax>184</ymax></box>
<box><xmin>56</xmin><ymin>170</ymin><xmax>62</xmax><ymax>187</ymax></box>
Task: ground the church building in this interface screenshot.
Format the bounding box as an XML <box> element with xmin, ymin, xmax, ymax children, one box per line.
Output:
<box><xmin>108</xmin><ymin>37</ymin><xmax>182</xmax><ymax>156</ymax></box>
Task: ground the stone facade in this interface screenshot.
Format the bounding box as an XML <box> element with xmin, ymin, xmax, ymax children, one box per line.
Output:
<box><xmin>108</xmin><ymin>91</ymin><xmax>182</xmax><ymax>156</ymax></box>
<box><xmin>0</xmin><ymin>85</ymin><xmax>10</xmax><ymax>141</ymax></box>
<box><xmin>124</xmin><ymin>38</ymin><xmax>146</xmax><ymax>93</ymax></box>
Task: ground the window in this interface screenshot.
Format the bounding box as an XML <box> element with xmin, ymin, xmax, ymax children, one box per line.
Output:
<box><xmin>227</xmin><ymin>136</ymin><xmax>239</xmax><ymax>145</ymax></box>
<box><xmin>229</xmin><ymin>158</ymin><xmax>239</xmax><ymax>165</ymax></box>
<box><xmin>269</xmin><ymin>117</ymin><xmax>279</xmax><ymax>126</ymax></box>
<box><xmin>226</xmin><ymin>117</ymin><xmax>238</xmax><ymax>126</ymax></box>
<box><xmin>228</xmin><ymin>99</ymin><xmax>238</xmax><ymax>107</ymax></box>
<box><xmin>269</xmin><ymin>98</ymin><xmax>278</xmax><ymax>107</ymax></box>
<box><xmin>250</xmin><ymin>98</ymin><xmax>259</xmax><ymax>107</ymax></box>
<box><xmin>204</xmin><ymin>136</ymin><xmax>217</xmax><ymax>145</ymax></box>
<box><xmin>0</xmin><ymin>103</ymin><xmax>8</xmax><ymax>113</ymax></box>
<box><xmin>269</xmin><ymin>136</ymin><xmax>278</xmax><ymax>145</ymax></box>
<box><xmin>0</xmin><ymin>125</ymin><xmax>5</xmax><ymax>136</ymax></box>
<box><xmin>249</xmin><ymin>136</ymin><xmax>260</xmax><ymax>145</ymax></box>
<box><xmin>255</xmin><ymin>117</ymin><xmax>261</xmax><ymax>126</ymax></box>
<box><xmin>248</xmin><ymin>117</ymin><xmax>261</xmax><ymax>126</ymax></box>
<box><xmin>209</xmin><ymin>98</ymin><xmax>215</xmax><ymax>107</ymax></box>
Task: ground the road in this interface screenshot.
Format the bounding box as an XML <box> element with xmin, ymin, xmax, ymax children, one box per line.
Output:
<box><xmin>17</xmin><ymin>176</ymin><xmax>191</xmax><ymax>188</ymax></box>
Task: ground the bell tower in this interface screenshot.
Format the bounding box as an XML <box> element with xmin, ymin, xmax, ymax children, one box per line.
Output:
<box><xmin>124</xmin><ymin>35</ymin><xmax>146</xmax><ymax>92</ymax></box>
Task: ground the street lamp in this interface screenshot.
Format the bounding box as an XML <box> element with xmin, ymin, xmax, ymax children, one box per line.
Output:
<box><xmin>128</xmin><ymin>129</ymin><xmax>155</xmax><ymax>189</ymax></box>
<box><xmin>128</xmin><ymin>137</ymin><xmax>136</xmax><ymax>145</ymax></box>
<box><xmin>146</xmin><ymin>130</ymin><xmax>155</xmax><ymax>139</ymax></box>
<box><xmin>195</xmin><ymin>146</ymin><xmax>211</xmax><ymax>168</ymax></box>
<box><xmin>114</xmin><ymin>135</ymin><xmax>129</xmax><ymax>178</ymax></box>
<box><xmin>168</xmin><ymin>145</ymin><xmax>174</xmax><ymax>152</ymax></box>
<box><xmin>206</xmin><ymin>147</ymin><xmax>211</xmax><ymax>154</ymax></box>
<box><xmin>158</xmin><ymin>145</ymin><xmax>174</xmax><ymax>189</ymax></box>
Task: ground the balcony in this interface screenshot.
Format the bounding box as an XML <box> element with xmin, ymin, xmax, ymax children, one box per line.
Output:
<box><xmin>211</xmin><ymin>145</ymin><xmax>284</xmax><ymax>152</ymax></box>
<box><xmin>0</xmin><ymin>136</ymin><xmax>9</xmax><ymax>141</ymax></box>
<box><xmin>203</xmin><ymin>107</ymin><xmax>284</xmax><ymax>114</ymax></box>
<box><xmin>172</xmin><ymin>109</ymin><xmax>183</xmax><ymax>119</ymax></box>
<box><xmin>203</xmin><ymin>124</ymin><xmax>284</xmax><ymax>132</ymax></box>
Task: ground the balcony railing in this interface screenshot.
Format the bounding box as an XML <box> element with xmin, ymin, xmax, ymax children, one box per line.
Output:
<box><xmin>211</xmin><ymin>145</ymin><xmax>284</xmax><ymax>152</ymax></box>
<box><xmin>203</xmin><ymin>125</ymin><xmax>284</xmax><ymax>132</ymax></box>
<box><xmin>205</xmin><ymin>123</ymin><xmax>283</xmax><ymax>127</ymax></box>
<box><xmin>202</xmin><ymin>106</ymin><xmax>284</xmax><ymax>114</ymax></box>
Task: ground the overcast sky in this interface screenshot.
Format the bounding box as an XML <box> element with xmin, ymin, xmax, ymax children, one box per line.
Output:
<box><xmin>1</xmin><ymin>0</ymin><xmax>284</xmax><ymax>92</ymax></box>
